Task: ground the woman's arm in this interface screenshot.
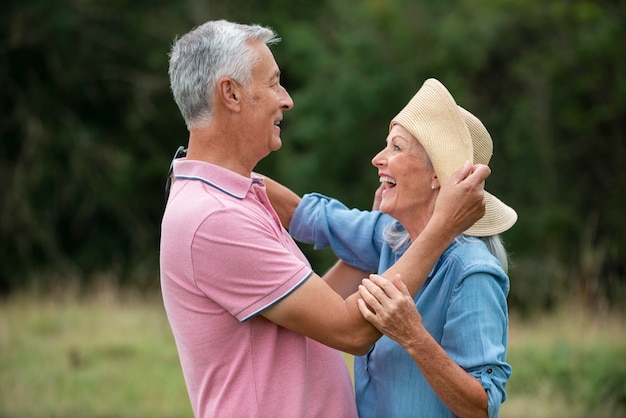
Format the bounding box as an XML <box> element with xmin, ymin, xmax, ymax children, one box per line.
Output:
<box><xmin>358</xmin><ymin>274</ymin><xmax>489</xmax><ymax>418</ymax></box>
<box><xmin>263</xmin><ymin>175</ymin><xmax>372</xmax><ymax>297</ymax></box>
<box><xmin>263</xmin><ymin>164</ymin><xmax>490</xmax><ymax>355</ymax></box>
<box><xmin>262</xmin><ymin>175</ymin><xmax>301</xmax><ymax>229</ymax></box>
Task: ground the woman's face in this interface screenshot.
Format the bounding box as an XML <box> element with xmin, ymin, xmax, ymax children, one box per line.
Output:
<box><xmin>371</xmin><ymin>124</ymin><xmax>438</xmax><ymax>231</ymax></box>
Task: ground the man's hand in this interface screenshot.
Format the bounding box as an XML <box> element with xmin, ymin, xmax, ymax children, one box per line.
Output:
<box><xmin>433</xmin><ymin>161</ymin><xmax>490</xmax><ymax>236</ymax></box>
<box><xmin>372</xmin><ymin>184</ymin><xmax>384</xmax><ymax>211</ymax></box>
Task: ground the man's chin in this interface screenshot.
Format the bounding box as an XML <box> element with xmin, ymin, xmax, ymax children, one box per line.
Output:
<box><xmin>270</xmin><ymin>138</ymin><xmax>283</xmax><ymax>152</ymax></box>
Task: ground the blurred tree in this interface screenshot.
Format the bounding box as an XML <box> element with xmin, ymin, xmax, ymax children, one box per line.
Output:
<box><xmin>0</xmin><ymin>0</ymin><xmax>185</xmax><ymax>290</ymax></box>
<box><xmin>270</xmin><ymin>0</ymin><xmax>626</xmax><ymax>310</ymax></box>
<box><xmin>1</xmin><ymin>0</ymin><xmax>624</xmax><ymax>311</ymax></box>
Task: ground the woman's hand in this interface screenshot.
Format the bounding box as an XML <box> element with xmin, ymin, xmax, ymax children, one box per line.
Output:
<box><xmin>358</xmin><ymin>273</ymin><xmax>489</xmax><ymax>418</ymax></box>
<box><xmin>357</xmin><ymin>274</ymin><xmax>425</xmax><ymax>348</ymax></box>
<box><xmin>433</xmin><ymin>162</ymin><xmax>490</xmax><ymax>237</ymax></box>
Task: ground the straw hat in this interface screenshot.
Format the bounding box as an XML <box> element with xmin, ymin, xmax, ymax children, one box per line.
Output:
<box><xmin>390</xmin><ymin>78</ymin><xmax>517</xmax><ymax>236</ymax></box>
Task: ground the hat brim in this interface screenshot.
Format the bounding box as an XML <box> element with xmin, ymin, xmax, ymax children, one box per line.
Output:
<box><xmin>464</xmin><ymin>191</ymin><xmax>517</xmax><ymax>236</ymax></box>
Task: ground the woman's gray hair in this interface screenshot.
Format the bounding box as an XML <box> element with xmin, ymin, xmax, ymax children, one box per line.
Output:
<box><xmin>479</xmin><ymin>234</ymin><xmax>509</xmax><ymax>273</ymax></box>
<box><xmin>384</xmin><ymin>222</ymin><xmax>510</xmax><ymax>273</ymax></box>
<box><xmin>168</xmin><ymin>20</ymin><xmax>280</xmax><ymax>130</ymax></box>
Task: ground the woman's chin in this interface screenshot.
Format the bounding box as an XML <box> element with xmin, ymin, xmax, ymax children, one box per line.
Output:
<box><xmin>379</xmin><ymin>202</ymin><xmax>395</xmax><ymax>216</ymax></box>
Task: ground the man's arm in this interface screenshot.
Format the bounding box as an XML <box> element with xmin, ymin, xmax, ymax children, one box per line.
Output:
<box><xmin>261</xmin><ymin>162</ymin><xmax>489</xmax><ymax>355</ymax></box>
<box><xmin>324</xmin><ymin>260</ymin><xmax>372</xmax><ymax>299</ymax></box>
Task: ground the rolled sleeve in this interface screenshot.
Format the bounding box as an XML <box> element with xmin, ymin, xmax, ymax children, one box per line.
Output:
<box><xmin>481</xmin><ymin>364</ymin><xmax>508</xmax><ymax>418</ymax></box>
<box><xmin>442</xmin><ymin>260</ymin><xmax>511</xmax><ymax>418</ymax></box>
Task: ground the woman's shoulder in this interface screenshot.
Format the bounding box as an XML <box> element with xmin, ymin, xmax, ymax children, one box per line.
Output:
<box><xmin>442</xmin><ymin>236</ymin><xmax>506</xmax><ymax>275</ymax></box>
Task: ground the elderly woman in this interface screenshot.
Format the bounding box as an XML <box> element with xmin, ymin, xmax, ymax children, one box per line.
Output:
<box><xmin>266</xmin><ymin>78</ymin><xmax>516</xmax><ymax>418</ymax></box>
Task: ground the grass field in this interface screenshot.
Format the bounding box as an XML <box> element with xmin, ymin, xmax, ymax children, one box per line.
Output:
<box><xmin>1</xmin><ymin>288</ymin><xmax>624</xmax><ymax>417</ymax></box>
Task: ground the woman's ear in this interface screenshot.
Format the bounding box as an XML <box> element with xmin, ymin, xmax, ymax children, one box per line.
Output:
<box><xmin>217</xmin><ymin>77</ymin><xmax>241</xmax><ymax>112</ymax></box>
<box><xmin>431</xmin><ymin>175</ymin><xmax>441</xmax><ymax>191</ymax></box>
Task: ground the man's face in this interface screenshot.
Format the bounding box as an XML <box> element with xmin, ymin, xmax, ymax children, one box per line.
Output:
<box><xmin>239</xmin><ymin>40</ymin><xmax>294</xmax><ymax>159</ymax></box>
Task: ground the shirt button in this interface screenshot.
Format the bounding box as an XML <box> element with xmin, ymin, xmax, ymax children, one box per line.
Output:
<box><xmin>486</xmin><ymin>368</ymin><xmax>493</xmax><ymax>374</ymax></box>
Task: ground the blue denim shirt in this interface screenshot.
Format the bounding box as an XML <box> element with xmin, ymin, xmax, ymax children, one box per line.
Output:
<box><xmin>291</xmin><ymin>193</ymin><xmax>511</xmax><ymax>418</ymax></box>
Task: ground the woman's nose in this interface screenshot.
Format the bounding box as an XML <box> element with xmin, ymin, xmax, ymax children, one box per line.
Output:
<box><xmin>371</xmin><ymin>149</ymin><xmax>385</xmax><ymax>167</ymax></box>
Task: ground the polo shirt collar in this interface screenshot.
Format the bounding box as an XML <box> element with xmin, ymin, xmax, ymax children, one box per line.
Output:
<box><xmin>173</xmin><ymin>159</ymin><xmax>263</xmax><ymax>200</ymax></box>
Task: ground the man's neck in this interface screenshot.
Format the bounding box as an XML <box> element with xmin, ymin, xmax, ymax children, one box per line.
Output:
<box><xmin>186</xmin><ymin>126</ymin><xmax>253</xmax><ymax>177</ymax></box>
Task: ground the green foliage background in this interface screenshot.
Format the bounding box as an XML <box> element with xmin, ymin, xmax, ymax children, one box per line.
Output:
<box><xmin>2</xmin><ymin>0</ymin><xmax>625</xmax><ymax>312</ymax></box>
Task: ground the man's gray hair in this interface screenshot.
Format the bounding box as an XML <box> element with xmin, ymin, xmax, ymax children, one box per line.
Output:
<box><xmin>168</xmin><ymin>20</ymin><xmax>280</xmax><ymax>129</ymax></box>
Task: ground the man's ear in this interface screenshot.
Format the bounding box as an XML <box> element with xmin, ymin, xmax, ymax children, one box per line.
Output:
<box><xmin>217</xmin><ymin>77</ymin><xmax>241</xmax><ymax>112</ymax></box>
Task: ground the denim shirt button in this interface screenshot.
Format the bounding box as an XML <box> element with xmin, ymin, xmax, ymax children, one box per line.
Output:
<box><xmin>486</xmin><ymin>368</ymin><xmax>493</xmax><ymax>374</ymax></box>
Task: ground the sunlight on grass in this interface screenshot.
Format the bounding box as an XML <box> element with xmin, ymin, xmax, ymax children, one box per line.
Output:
<box><xmin>501</xmin><ymin>308</ymin><xmax>626</xmax><ymax>418</ymax></box>
<box><xmin>1</xmin><ymin>292</ymin><xmax>624</xmax><ymax>417</ymax></box>
<box><xmin>0</xmin><ymin>292</ymin><xmax>192</xmax><ymax>418</ymax></box>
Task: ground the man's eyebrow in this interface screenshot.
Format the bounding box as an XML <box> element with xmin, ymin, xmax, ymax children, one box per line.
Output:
<box><xmin>271</xmin><ymin>69</ymin><xmax>281</xmax><ymax>81</ymax></box>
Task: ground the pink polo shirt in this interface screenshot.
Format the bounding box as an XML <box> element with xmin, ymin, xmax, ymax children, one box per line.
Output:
<box><xmin>160</xmin><ymin>159</ymin><xmax>356</xmax><ymax>418</ymax></box>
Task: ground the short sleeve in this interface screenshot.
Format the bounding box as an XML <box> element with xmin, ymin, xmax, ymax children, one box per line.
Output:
<box><xmin>191</xmin><ymin>206</ymin><xmax>313</xmax><ymax>321</ymax></box>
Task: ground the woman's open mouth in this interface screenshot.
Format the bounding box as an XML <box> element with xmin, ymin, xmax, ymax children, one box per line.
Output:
<box><xmin>379</xmin><ymin>176</ymin><xmax>397</xmax><ymax>192</ymax></box>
